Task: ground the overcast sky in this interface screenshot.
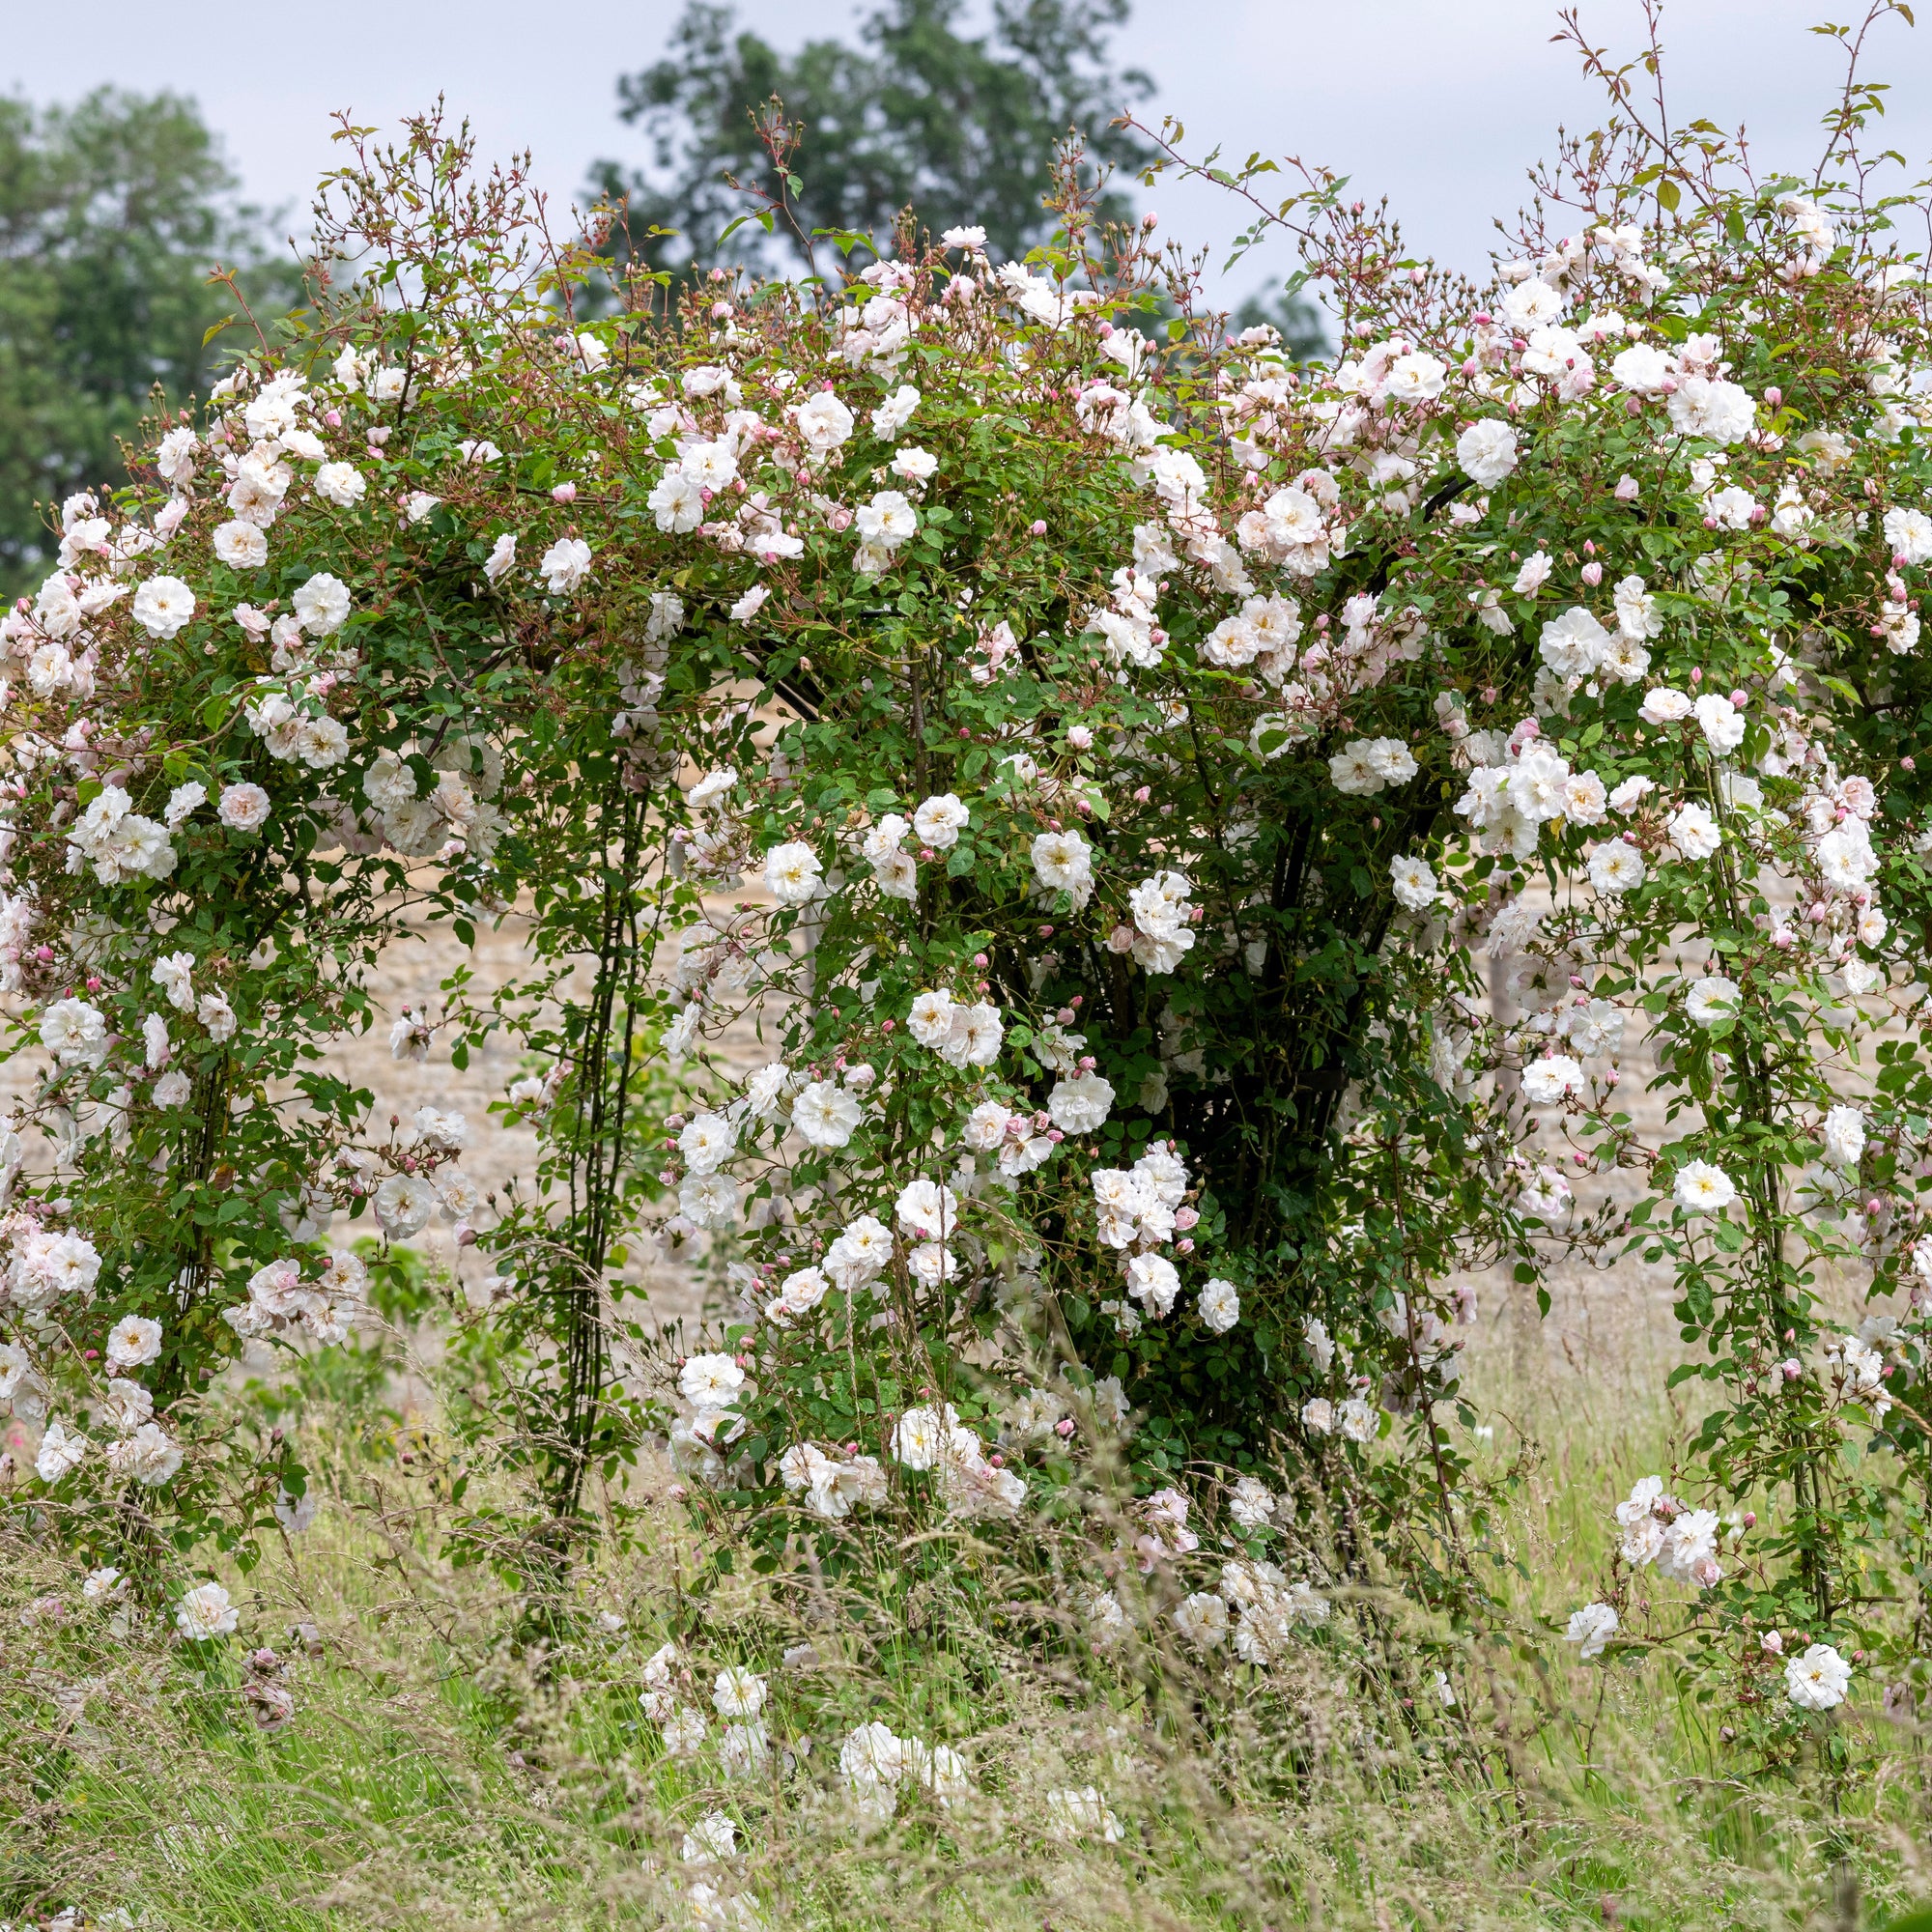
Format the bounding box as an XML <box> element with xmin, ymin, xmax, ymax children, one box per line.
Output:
<box><xmin>8</xmin><ymin>1</ymin><xmax>1932</xmax><ymax>299</ymax></box>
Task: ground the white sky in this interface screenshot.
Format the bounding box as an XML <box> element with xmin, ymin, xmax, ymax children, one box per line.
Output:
<box><xmin>7</xmin><ymin>0</ymin><xmax>1931</xmax><ymax>300</ymax></box>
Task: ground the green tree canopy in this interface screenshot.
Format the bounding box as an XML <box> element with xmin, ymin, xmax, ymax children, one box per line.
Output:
<box><xmin>0</xmin><ymin>89</ymin><xmax>296</xmax><ymax>595</ymax></box>
<box><xmin>588</xmin><ymin>0</ymin><xmax>1155</xmax><ymax>278</ymax></box>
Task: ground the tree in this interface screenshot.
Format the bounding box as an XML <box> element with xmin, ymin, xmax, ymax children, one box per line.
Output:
<box><xmin>0</xmin><ymin>90</ymin><xmax>297</xmax><ymax>597</ymax></box>
<box><xmin>586</xmin><ymin>0</ymin><xmax>1155</xmax><ymax>279</ymax></box>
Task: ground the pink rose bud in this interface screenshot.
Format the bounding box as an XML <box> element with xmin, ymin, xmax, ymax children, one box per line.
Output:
<box><xmin>1743</xmin><ymin>1511</ymin><xmax>1755</xmax><ymax>1528</ymax></box>
<box><xmin>881</xmin><ymin>1018</ymin><xmax>895</xmax><ymax>1033</ymax></box>
<box><xmin>1055</xmin><ymin>1416</ymin><xmax>1076</xmax><ymax>1436</ymax></box>
<box><xmin>1030</xmin><ymin>520</ymin><xmax>1047</xmax><ymax>536</ymax></box>
<box><xmin>1132</xmin><ymin>785</ymin><xmax>1151</xmax><ymax>803</ymax></box>
<box><xmin>1764</xmin><ymin>386</ymin><xmax>1782</xmax><ymax>409</ymax></box>
<box><xmin>1903</xmin><ymin>755</ymin><xmax>1917</xmax><ymax>770</ymax></box>
<box><xmin>324</xmin><ymin>409</ymin><xmax>342</xmax><ymax>427</ymax></box>
<box><xmin>552</xmin><ymin>482</ymin><xmax>577</xmax><ymax>502</ymax></box>
<box><xmin>1067</xmin><ymin>724</ymin><xmax>1094</xmax><ymax>750</ymax></box>
<box><xmin>1581</xmin><ymin>562</ymin><xmax>1603</xmax><ymax>585</ymax></box>
<box><xmin>1689</xmin><ymin>668</ymin><xmax>1702</xmax><ymax>684</ymax></box>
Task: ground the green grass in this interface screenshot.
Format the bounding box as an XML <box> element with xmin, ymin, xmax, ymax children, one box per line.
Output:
<box><xmin>4</xmin><ymin>1332</ymin><xmax>1930</xmax><ymax>1931</ymax></box>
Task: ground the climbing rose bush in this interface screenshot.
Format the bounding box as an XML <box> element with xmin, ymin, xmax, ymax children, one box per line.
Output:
<box><xmin>5</xmin><ymin>29</ymin><xmax>1932</xmax><ymax>1756</ymax></box>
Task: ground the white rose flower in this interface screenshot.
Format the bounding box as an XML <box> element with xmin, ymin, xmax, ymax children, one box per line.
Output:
<box><xmin>648</xmin><ymin>468</ymin><xmax>703</xmax><ymax>532</ymax></box>
<box><xmin>1589</xmin><ymin>839</ymin><xmax>1647</xmax><ymax>895</ymax></box>
<box><xmin>314</xmin><ymin>461</ymin><xmax>367</xmax><ymax>508</ymax></box>
<box><xmin>911</xmin><ymin>793</ymin><xmax>970</xmax><ymax>849</ymax></box>
<box><xmin>537</xmin><ymin>536</ymin><xmax>593</xmax><ymax>594</ymax></box>
<box><xmin>42</xmin><ymin>997</ymin><xmax>109</xmax><ymax>1066</ymax></box>
<box><xmin>1883</xmin><ymin>504</ymin><xmax>1932</xmax><ymax>565</ymax></box>
<box><xmin>1611</xmin><ymin>342</ymin><xmax>1673</xmax><ymax>393</ymax></box>
<box><xmin>218</xmin><ymin>783</ymin><xmax>271</xmax><ymax>832</ymax></box>
<box><xmin>679</xmin><ymin>1172</ymin><xmax>740</xmax><ymax>1230</ymax></box>
<box><xmin>293</xmin><ymin>573</ymin><xmax>353</xmax><ymax>634</ymax></box>
<box><xmin>712</xmin><ymin>1665</ymin><xmax>766</xmax><ymax>1719</ymax></box>
<box><xmin>1389</xmin><ymin>854</ymin><xmax>1438</xmax><ymax>911</ymax></box>
<box><xmin>1173</xmin><ymin>1591</ymin><xmax>1230</xmax><ymax>1649</ymax></box>
<box><xmin>1668</xmin><ymin>802</ymin><xmax>1722</xmax><ymax>860</ymax></box>
<box><xmin>680</xmin><ymin>1352</ymin><xmax>745</xmax><ymax>1406</ymax></box>
<box><xmin>213</xmin><ymin>520</ymin><xmax>268</xmax><ymax>568</ymax></box>
<box><xmin>794</xmin><ymin>389</ymin><xmax>855</xmax><ymax>452</ymax></box>
<box><xmin>1521</xmin><ymin>1055</ymin><xmax>1584</xmax><ymax>1106</ymax></box>
<box><xmin>36</xmin><ymin>1417</ymin><xmax>88</xmax><ymax>1482</ymax></box>
<box><xmin>1638</xmin><ymin>687</ymin><xmax>1693</xmax><ymax>724</ymax></box>
<box><xmin>105</xmin><ymin>1314</ymin><xmax>163</xmax><ymax>1369</ymax></box>
<box><xmin>1672</xmin><ymin>1158</ymin><xmax>1737</xmax><ymax>1214</ymax></box>
<box><xmin>763</xmin><ymin>840</ymin><xmax>823</xmax><ymax>904</ymax></box>
<box><xmin>1822</xmin><ymin>1103</ymin><xmax>1866</xmax><ymax>1169</ymax></box>
<box><xmin>892</xmin><ymin>1403</ymin><xmax>950</xmax><ymax>1470</ymax></box>
<box><xmin>907</xmin><ymin>989</ymin><xmax>956</xmax><ymax>1047</ymax></box>
<box><xmin>1539</xmin><ymin>607</ymin><xmax>1612</xmax><ymax>678</ymax></box>
<box><xmin>1228</xmin><ymin>1474</ymin><xmax>1276</xmax><ymax>1528</ymax></box>
<box><xmin>1031</xmin><ymin>828</ymin><xmax>1094</xmax><ymax>906</ymax></box>
<box><xmin>176</xmin><ymin>1581</ymin><xmax>240</xmax><ymax>1640</ymax></box>
<box><xmin>374</xmin><ymin>1173</ymin><xmax>437</xmax><ymax>1237</ymax></box>
<box><xmin>1455</xmin><ymin>418</ymin><xmax>1518</xmax><ymax>486</ymax></box>
<box><xmin>1784</xmin><ymin>1642</ymin><xmax>1852</xmax><ymax>1712</ymax></box>
<box><xmin>131</xmin><ymin>575</ymin><xmax>196</xmax><ymax>638</ymax></box>
<box><xmin>793</xmin><ymin>1080</ymin><xmax>863</xmax><ymax>1149</ymax></box>
<box><xmin>1564</xmin><ymin>1602</ymin><xmax>1619</xmax><ymax>1659</ymax></box>
<box><xmin>1125</xmin><ymin>1252</ymin><xmax>1179</xmax><ymax>1316</ymax></box>
<box><xmin>1047</xmin><ymin>1071</ymin><xmax>1115</xmax><ymax>1134</ymax></box>
<box><xmin>677</xmin><ymin>1112</ymin><xmax>736</xmax><ymax>1174</ymax></box>
<box><xmin>1199</xmin><ymin>1277</ymin><xmax>1240</xmax><ymax>1333</ymax></box>
<box><xmin>1338</xmin><ymin>1396</ymin><xmax>1378</xmax><ymax>1443</ymax></box>
<box><xmin>1684</xmin><ymin>976</ymin><xmax>1739</xmax><ymax>1027</ymax></box>
<box><xmin>1693</xmin><ymin>691</ymin><xmax>1747</xmax><ymax>753</ymax></box>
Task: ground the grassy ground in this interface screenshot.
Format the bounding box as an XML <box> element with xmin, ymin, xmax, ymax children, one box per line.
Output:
<box><xmin>3</xmin><ymin>1305</ymin><xmax>1929</xmax><ymax>1932</ymax></box>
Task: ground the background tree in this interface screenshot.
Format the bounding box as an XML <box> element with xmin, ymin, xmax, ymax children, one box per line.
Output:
<box><xmin>586</xmin><ymin>0</ymin><xmax>1155</xmax><ymax>279</ymax></box>
<box><xmin>0</xmin><ymin>89</ymin><xmax>297</xmax><ymax>597</ymax></box>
